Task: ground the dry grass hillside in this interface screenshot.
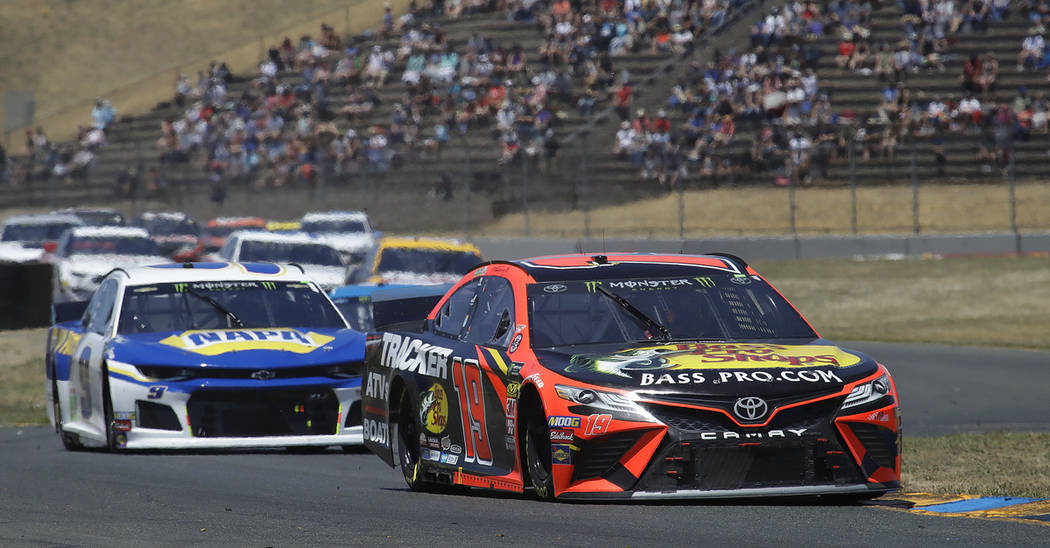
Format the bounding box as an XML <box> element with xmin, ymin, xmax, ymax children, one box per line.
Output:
<box><xmin>0</xmin><ymin>0</ymin><xmax>363</xmax><ymax>141</ymax></box>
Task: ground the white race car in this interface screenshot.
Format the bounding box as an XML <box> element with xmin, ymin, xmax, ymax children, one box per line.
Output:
<box><xmin>300</xmin><ymin>210</ymin><xmax>376</xmax><ymax>268</ymax></box>
<box><xmin>218</xmin><ymin>231</ymin><xmax>347</xmax><ymax>291</ymax></box>
<box><xmin>50</xmin><ymin>226</ymin><xmax>170</xmax><ymax>302</ymax></box>
<box><xmin>45</xmin><ymin>262</ymin><xmax>365</xmax><ymax>451</ymax></box>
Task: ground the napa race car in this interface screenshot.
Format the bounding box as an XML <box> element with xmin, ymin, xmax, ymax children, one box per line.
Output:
<box><xmin>361</xmin><ymin>253</ymin><xmax>900</xmax><ymax>500</ymax></box>
<box><xmin>45</xmin><ymin>262</ymin><xmax>365</xmax><ymax>451</ymax></box>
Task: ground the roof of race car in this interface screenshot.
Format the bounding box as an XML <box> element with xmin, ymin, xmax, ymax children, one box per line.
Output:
<box><xmin>508</xmin><ymin>253</ymin><xmax>751</xmax><ymax>282</ymax></box>
<box><xmin>3</xmin><ymin>213</ymin><xmax>84</xmax><ymax>226</ymax></box>
<box><xmin>136</xmin><ymin>211</ymin><xmax>192</xmax><ymax>221</ymax></box>
<box><xmin>206</xmin><ymin>216</ymin><xmax>266</xmax><ymax>228</ymax></box>
<box><xmin>230</xmin><ymin>230</ymin><xmax>333</xmax><ymax>245</ymax></box>
<box><xmin>112</xmin><ymin>263</ymin><xmax>312</xmax><ymax>286</ymax></box>
<box><xmin>68</xmin><ymin>226</ymin><xmax>151</xmax><ymax>239</ymax></box>
<box><xmin>378</xmin><ymin>236</ymin><xmax>481</xmax><ymax>254</ymax></box>
<box><xmin>301</xmin><ymin>211</ymin><xmax>369</xmax><ymax>223</ymax></box>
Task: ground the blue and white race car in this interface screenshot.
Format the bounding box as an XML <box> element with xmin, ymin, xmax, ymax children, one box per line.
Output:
<box><xmin>45</xmin><ymin>262</ymin><xmax>365</xmax><ymax>451</ymax></box>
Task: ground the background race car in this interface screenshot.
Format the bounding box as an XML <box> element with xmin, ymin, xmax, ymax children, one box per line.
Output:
<box><xmin>45</xmin><ymin>262</ymin><xmax>365</xmax><ymax>451</ymax></box>
<box><xmin>361</xmin><ymin>253</ymin><xmax>901</xmax><ymax>501</ymax></box>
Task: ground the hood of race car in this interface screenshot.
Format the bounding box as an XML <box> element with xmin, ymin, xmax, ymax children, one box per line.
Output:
<box><xmin>107</xmin><ymin>327</ymin><xmax>364</xmax><ymax>368</ymax></box>
<box><xmin>534</xmin><ymin>340</ymin><xmax>879</xmax><ymax>397</ymax></box>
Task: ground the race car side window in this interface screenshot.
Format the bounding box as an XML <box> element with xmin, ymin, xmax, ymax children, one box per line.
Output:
<box><xmin>84</xmin><ymin>278</ymin><xmax>119</xmax><ymax>335</ymax></box>
<box><xmin>433</xmin><ymin>279</ymin><xmax>481</xmax><ymax>340</ymax></box>
<box><xmin>463</xmin><ymin>277</ymin><xmax>515</xmax><ymax>347</ymax></box>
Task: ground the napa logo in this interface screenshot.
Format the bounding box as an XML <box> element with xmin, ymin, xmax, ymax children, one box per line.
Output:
<box><xmin>159</xmin><ymin>329</ymin><xmax>335</xmax><ymax>355</ymax></box>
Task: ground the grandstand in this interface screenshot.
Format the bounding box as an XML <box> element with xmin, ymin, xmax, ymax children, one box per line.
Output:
<box><xmin>3</xmin><ymin>0</ymin><xmax>1046</xmax><ymax>233</ymax></box>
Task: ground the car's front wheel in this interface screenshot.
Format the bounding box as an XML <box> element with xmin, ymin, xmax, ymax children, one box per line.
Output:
<box><xmin>524</xmin><ymin>406</ymin><xmax>554</xmax><ymax>500</ymax></box>
<box><xmin>397</xmin><ymin>390</ymin><xmax>429</xmax><ymax>491</ymax></box>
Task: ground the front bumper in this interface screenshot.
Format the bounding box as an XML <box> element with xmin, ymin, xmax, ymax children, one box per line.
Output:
<box><xmin>108</xmin><ymin>370</ymin><xmax>363</xmax><ymax>449</ymax></box>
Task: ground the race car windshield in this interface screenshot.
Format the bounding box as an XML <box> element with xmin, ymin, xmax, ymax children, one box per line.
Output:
<box><xmin>65</xmin><ymin>236</ymin><xmax>160</xmax><ymax>256</ymax></box>
<box><xmin>302</xmin><ymin>219</ymin><xmax>367</xmax><ymax>233</ymax></box>
<box><xmin>331</xmin><ymin>297</ymin><xmax>374</xmax><ymax>331</ymax></box>
<box><xmin>238</xmin><ymin>241</ymin><xmax>343</xmax><ymax>266</ymax></box>
<box><xmin>376</xmin><ymin>248</ymin><xmax>480</xmax><ymax>275</ymax></box>
<box><xmin>527</xmin><ymin>275</ymin><xmax>817</xmax><ymax>347</ymax></box>
<box><xmin>117</xmin><ymin>280</ymin><xmax>345</xmax><ymax>334</ymax></box>
<box><xmin>2</xmin><ymin>223</ymin><xmax>78</xmax><ymax>244</ymax></box>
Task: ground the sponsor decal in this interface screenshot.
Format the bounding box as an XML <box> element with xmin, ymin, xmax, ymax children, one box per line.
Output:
<box><xmin>441</xmin><ymin>436</ymin><xmax>451</xmax><ymax>451</ymax></box>
<box><xmin>426</xmin><ymin>435</ymin><xmax>442</xmax><ymax>449</ymax></box>
<box><xmin>550</xmin><ymin>429</ymin><xmax>574</xmax><ymax>442</ymax></box>
<box><xmin>364</xmin><ymin>371</ymin><xmax>387</xmax><ymax>400</ymax></box>
<box><xmin>450</xmin><ymin>444</ymin><xmax>463</xmax><ymax>455</ymax></box>
<box><xmin>548</xmin><ymin>416</ymin><xmax>581</xmax><ymax>428</ymax></box>
<box><xmin>568</xmin><ymin>343</ymin><xmax>861</xmax><ymax>379</ymax></box>
<box><xmin>509</xmin><ymin>361</ymin><xmax>524</xmax><ymax>377</ymax></box>
<box><xmin>733</xmin><ymin>397</ymin><xmax>768</xmax><ymax>421</ymax></box>
<box><xmin>509</xmin><ymin>333</ymin><xmax>522</xmax><ymax>353</ymax></box>
<box><xmin>505</xmin><ymin>382</ymin><xmax>521</xmax><ymax>398</ymax></box>
<box><xmin>422</xmin><ymin>448</ymin><xmax>441</xmax><ymax>462</ymax></box>
<box><xmin>584</xmin><ymin>277</ymin><xmax>716</xmax><ymax>293</ymax></box>
<box><xmin>866</xmin><ymin>411</ymin><xmax>892</xmax><ymax>423</ymax></box>
<box><xmin>730</xmin><ymin>274</ymin><xmax>752</xmax><ymax>285</ymax></box>
<box><xmin>114</xmin><ymin>412</ymin><xmax>137</xmax><ymax>421</ymax></box>
<box><xmin>364</xmin><ymin>418</ymin><xmax>389</xmax><ymax>446</ymax></box>
<box><xmin>524</xmin><ymin>373</ymin><xmax>544</xmax><ymax>388</ymax></box>
<box><xmin>694</xmin><ymin>428</ymin><xmax>808</xmax><ymax>440</ymax></box>
<box><xmin>552</xmin><ymin>444</ymin><xmax>572</xmax><ymax>465</ymax></box>
<box><xmin>543</xmin><ymin>284</ymin><xmax>567</xmax><ymax>293</ymax></box>
<box><xmin>639</xmin><ymin>369</ymin><xmax>843</xmax><ymax>386</ymax></box>
<box><xmin>419</xmin><ymin>383</ymin><xmax>449</xmax><ymax>434</ymax></box>
<box><xmin>378</xmin><ymin>333</ymin><xmax>452</xmax><ymax>379</ymax></box>
<box><xmin>505</xmin><ymin>435</ymin><xmax>516</xmax><ymax>450</ymax></box>
<box><xmin>440</xmin><ymin>453</ymin><xmax>459</xmax><ymax>465</ymax></box>
<box><xmin>174</xmin><ymin>281</ymin><xmax>264</xmax><ymax>292</ymax></box>
<box><xmin>418</xmin><ymin>432</ymin><xmax>426</xmax><ymax>446</ymax></box>
<box><xmin>505</xmin><ymin>398</ymin><xmax>517</xmax><ymax>418</ymax></box>
<box><xmin>159</xmin><ymin>329</ymin><xmax>334</xmax><ymax>356</ymax></box>
<box><xmin>505</xmin><ymin>418</ymin><xmax>516</xmax><ymax>436</ymax></box>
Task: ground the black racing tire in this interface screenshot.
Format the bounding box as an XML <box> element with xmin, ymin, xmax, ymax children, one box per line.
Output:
<box><xmin>397</xmin><ymin>390</ymin><xmax>430</xmax><ymax>492</ymax></box>
<box><xmin>524</xmin><ymin>406</ymin><xmax>554</xmax><ymax>501</ymax></box>
<box><xmin>52</xmin><ymin>377</ymin><xmax>83</xmax><ymax>451</ymax></box>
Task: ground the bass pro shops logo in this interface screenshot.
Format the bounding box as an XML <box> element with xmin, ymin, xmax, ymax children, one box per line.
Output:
<box><xmin>419</xmin><ymin>383</ymin><xmax>449</xmax><ymax>434</ymax></box>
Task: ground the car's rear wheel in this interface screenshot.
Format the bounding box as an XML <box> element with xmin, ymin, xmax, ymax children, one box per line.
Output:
<box><xmin>397</xmin><ymin>390</ymin><xmax>429</xmax><ymax>492</ymax></box>
<box><xmin>101</xmin><ymin>368</ymin><xmax>119</xmax><ymax>452</ymax></box>
<box><xmin>524</xmin><ymin>406</ymin><xmax>554</xmax><ymax>500</ymax></box>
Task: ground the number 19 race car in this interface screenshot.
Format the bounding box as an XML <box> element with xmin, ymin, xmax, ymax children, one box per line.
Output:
<box><xmin>46</xmin><ymin>262</ymin><xmax>365</xmax><ymax>451</ymax></box>
<box><xmin>361</xmin><ymin>253</ymin><xmax>900</xmax><ymax>500</ymax></box>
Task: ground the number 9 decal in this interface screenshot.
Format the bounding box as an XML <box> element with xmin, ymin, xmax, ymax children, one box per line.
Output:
<box><xmin>147</xmin><ymin>386</ymin><xmax>166</xmax><ymax>400</ymax></box>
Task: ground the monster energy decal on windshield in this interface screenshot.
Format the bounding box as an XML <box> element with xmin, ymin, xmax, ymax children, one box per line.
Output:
<box><xmin>584</xmin><ymin>277</ymin><xmax>717</xmax><ymax>292</ymax></box>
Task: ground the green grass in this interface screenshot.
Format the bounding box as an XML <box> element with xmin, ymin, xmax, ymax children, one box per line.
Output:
<box><xmin>1</xmin><ymin>328</ymin><xmax>49</xmax><ymax>426</ymax></box>
<box><xmin>904</xmin><ymin>432</ymin><xmax>1050</xmax><ymax>497</ymax></box>
<box><xmin>755</xmin><ymin>255</ymin><xmax>1050</xmax><ymax>350</ymax></box>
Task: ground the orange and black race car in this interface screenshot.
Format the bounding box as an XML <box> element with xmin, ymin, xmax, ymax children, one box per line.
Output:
<box><xmin>361</xmin><ymin>253</ymin><xmax>900</xmax><ymax>501</ymax></box>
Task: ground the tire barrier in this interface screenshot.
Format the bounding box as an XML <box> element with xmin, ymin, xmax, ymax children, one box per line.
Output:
<box><xmin>0</xmin><ymin>262</ymin><xmax>53</xmax><ymax>329</ymax></box>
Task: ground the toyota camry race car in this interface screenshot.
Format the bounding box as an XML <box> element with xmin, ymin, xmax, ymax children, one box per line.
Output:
<box><xmin>45</xmin><ymin>262</ymin><xmax>365</xmax><ymax>451</ymax></box>
<box><xmin>361</xmin><ymin>253</ymin><xmax>900</xmax><ymax>500</ymax></box>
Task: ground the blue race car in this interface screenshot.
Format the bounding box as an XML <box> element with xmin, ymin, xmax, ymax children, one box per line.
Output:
<box><xmin>46</xmin><ymin>262</ymin><xmax>365</xmax><ymax>451</ymax></box>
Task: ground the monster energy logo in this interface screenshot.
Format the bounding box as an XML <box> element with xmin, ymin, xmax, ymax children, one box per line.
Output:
<box><xmin>694</xmin><ymin>277</ymin><xmax>715</xmax><ymax>287</ymax></box>
<box><xmin>174</xmin><ymin>283</ymin><xmax>188</xmax><ymax>292</ymax></box>
<box><xmin>261</xmin><ymin>281</ymin><xmax>277</xmax><ymax>290</ymax></box>
<box><xmin>585</xmin><ymin>281</ymin><xmax>603</xmax><ymax>292</ymax></box>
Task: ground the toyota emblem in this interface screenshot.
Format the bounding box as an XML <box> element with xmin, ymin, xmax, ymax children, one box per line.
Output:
<box><xmin>733</xmin><ymin>397</ymin><xmax>768</xmax><ymax>421</ymax></box>
<box><xmin>251</xmin><ymin>370</ymin><xmax>277</xmax><ymax>381</ymax></box>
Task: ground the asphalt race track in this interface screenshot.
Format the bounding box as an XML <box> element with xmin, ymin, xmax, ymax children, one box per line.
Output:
<box><xmin>2</xmin><ymin>342</ymin><xmax>1048</xmax><ymax>547</ymax></box>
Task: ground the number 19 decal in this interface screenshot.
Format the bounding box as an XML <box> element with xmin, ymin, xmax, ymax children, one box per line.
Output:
<box><xmin>451</xmin><ymin>357</ymin><xmax>493</xmax><ymax>466</ymax></box>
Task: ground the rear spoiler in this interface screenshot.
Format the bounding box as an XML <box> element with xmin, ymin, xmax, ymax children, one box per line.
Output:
<box><xmin>52</xmin><ymin>300</ymin><xmax>89</xmax><ymax>325</ymax></box>
<box><xmin>370</xmin><ymin>283</ymin><xmax>453</xmax><ymax>332</ymax></box>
